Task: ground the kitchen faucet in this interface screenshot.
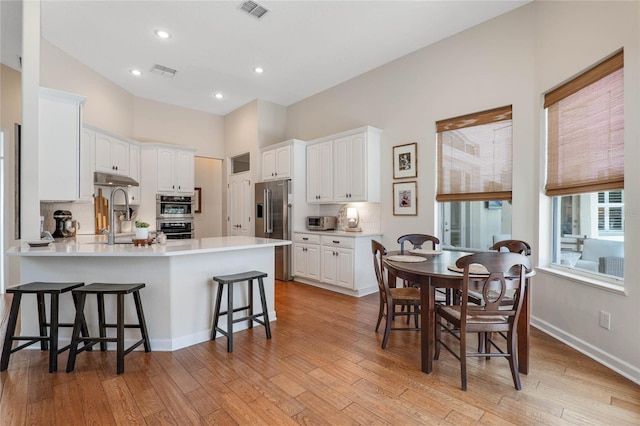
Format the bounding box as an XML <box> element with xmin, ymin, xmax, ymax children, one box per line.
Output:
<box><xmin>101</xmin><ymin>187</ymin><xmax>130</xmax><ymax>245</ymax></box>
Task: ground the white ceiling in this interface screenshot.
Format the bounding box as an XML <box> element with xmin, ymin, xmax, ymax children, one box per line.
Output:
<box><xmin>2</xmin><ymin>1</ymin><xmax>530</xmax><ymax>116</ymax></box>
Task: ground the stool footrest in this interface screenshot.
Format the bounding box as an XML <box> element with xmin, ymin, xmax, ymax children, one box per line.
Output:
<box><xmin>231</xmin><ymin>312</ymin><xmax>268</xmax><ymax>324</ymax></box>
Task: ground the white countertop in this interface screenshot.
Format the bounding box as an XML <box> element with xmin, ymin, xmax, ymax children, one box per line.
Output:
<box><xmin>7</xmin><ymin>235</ymin><xmax>291</xmax><ymax>257</ymax></box>
<box><xmin>294</xmin><ymin>230</ymin><xmax>382</xmax><ymax>237</ymax></box>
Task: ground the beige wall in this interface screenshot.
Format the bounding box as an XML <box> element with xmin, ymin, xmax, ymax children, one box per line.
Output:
<box><xmin>133</xmin><ymin>97</ymin><xmax>225</xmax><ymax>159</ymax></box>
<box><xmin>284</xmin><ymin>1</ymin><xmax>640</xmax><ymax>382</ymax></box>
<box><xmin>194</xmin><ymin>157</ymin><xmax>223</xmax><ymax>237</ymax></box>
<box><xmin>41</xmin><ymin>39</ymin><xmax>135</xmax><ymax>137</ymax></box>
<box><xmin>257</xmin><ymin>99</ymin><xmax>287</xmax><ymax>149</ymax></box>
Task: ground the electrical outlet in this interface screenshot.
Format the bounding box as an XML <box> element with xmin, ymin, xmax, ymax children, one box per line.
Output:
<box><xmin>599</xmin><ymin>311</ymin><xmax>611</xmax><ymax>330</ymax></box>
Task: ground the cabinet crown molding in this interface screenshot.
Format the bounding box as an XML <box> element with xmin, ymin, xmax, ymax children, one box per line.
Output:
<box><xmin>307</xmin><ymin>126</ymin><xmax>382</xmax><ymax>145</ymax></box>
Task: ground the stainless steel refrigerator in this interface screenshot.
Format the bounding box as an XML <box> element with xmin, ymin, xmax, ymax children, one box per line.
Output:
<box><xmin>255</xmin><ymin>179</ymin><xmax>292</xmax><ymax>281</ymax></box>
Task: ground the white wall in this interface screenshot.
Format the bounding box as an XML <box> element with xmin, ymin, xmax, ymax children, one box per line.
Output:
<box><xmin>285</xmin><ymin>1</ymin><xmax>640</xmax><ymax>383</ymax></box>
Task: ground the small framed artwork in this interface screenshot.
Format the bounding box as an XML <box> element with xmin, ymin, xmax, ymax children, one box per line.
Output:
<box><xmin>194</xmin><ymin>187</ymin><xmax>202</xmax><ymax>213</ymax></box>
<box><xmin>393</xmin><ymin>142</ymin><xmax>417</xmax><ymax>179</ymax></box>
<box><xmin>393</xmin><ymin>181</ymin><xmax>417</xmax><ymax>216</ymax></box>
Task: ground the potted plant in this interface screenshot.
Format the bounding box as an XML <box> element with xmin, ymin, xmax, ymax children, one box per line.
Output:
<box><xmin>135</xmin><ymin>220</ymin><xmax>150</xmax><ymax>240</ymax></box>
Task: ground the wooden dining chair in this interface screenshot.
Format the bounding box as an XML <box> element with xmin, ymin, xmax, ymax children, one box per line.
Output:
<box><xmin>434</xmin><ymin>251</ymin><xmax>531</xmax><ymax>391</ymax></box>
<box><xmin>371</xmin><ymin>240</ymin><xmax>420</xmax><ymax>349</ymax></box>
<box><xmin>397</xmin><ymin>234</ymin><xmax>453</xmax><ymax>304</ymax></box>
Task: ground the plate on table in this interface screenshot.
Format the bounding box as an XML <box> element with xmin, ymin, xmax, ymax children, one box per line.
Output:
<box><xmin>447</xmin><ymin>264</ymin><xmax>490</xmax><ymax>275</ymax></box>
<box><xmin>27</xmin><ymin>241</ymin><xmax>51</xmax><ymax>248</ymax></box>
<box><xmin>409</xmin><ymin>248</ymin><xmax>442</xmax><ymax>256</ymax></box>
<box><xmin>387</xmin><ymin>255</ymin><xmax>427</xmax><ymax>263</ymax></box>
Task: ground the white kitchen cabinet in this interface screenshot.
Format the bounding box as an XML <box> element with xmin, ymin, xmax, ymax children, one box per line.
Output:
<box><xmin>307</xmin><ymin>126</ymin><xmax>381</xmax><ymax>203</ymax></box>
<box><xmin>261</xmin><ymin>144</ymin><xmax>291</xmax><ymax>181</ymax></box>
<box><xmin>306</xmin><ymin>140</ymin><xmax>333</xmax><ymax>203</ymax></box>
<box><xmin>293</xmin><ymin>233</ymin><xmax>321</xmax><ymax>281</ymax></box>
<box><xmin>293</xmin><ymin>232</ymin><xmax>381</xmax><ymax>296</ymax></box>
<box><xmin>79</xmin><ymin>127</ymin><xmax>96</xmax><ymax>202</ymax></box>
<box><xmin>157</xmin><ymin>147</ymin><xmax>195</xmax><ymax>195</ymax></box>
<box><xmin>38</xmin><ymin>87</ymin><xmax>86</xmax><ymax>201</ymax></box>
<box><xmin>95</xmin><ymin>133</ymin><xmax>129</xmax><ymax>176</ymax></box>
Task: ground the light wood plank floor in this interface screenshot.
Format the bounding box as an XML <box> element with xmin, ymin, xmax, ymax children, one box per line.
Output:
<box><xmin>1</xmin><ymin>281</ymin><xmax>639</xmax><ymax>425</ymax></box>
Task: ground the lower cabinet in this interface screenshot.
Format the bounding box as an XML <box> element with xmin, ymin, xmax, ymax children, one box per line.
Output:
<box><xmin>293</xmin><ymin>232</ymin><xmax>381</xmax><ymax>296</ymax></box>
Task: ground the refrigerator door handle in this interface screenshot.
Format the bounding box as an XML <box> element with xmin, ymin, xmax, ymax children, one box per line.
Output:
<box><xmin>265</xmin><ymin>188</ymin><xmax>273</xmax><ymax>234</ymax></box>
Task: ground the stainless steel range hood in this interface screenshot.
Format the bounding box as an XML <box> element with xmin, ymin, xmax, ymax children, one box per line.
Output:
<box><xmin>94</xmin><ymin>172</ymin><xmax>139</xmax><ymax>187</ymax></box>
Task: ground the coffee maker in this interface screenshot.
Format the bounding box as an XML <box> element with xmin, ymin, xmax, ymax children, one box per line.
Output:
<box><xmin>52</xmin><ymin>210</ymin><xmax>74</xmax><ymax>238</ymax></box>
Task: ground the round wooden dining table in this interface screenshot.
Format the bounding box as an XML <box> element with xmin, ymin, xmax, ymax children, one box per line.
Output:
<box><xmin>383</xmin><ymin>249</ymin><xmax>533</xmax><ymax>375</ymax></box>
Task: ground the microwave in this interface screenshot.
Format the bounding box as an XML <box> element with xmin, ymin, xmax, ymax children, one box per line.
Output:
<box><xmin>306</xmin><ymin>216</ymin><xmax>337</xmax><ymax>231</ymax></box>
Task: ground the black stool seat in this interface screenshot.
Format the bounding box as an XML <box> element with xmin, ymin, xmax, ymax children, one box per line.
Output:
<box><xmin>66</xmin><ymin>282</ymin><xmax>151</xmax><ymax>375</ymax></box>
<box><xmin>1</xmin><ymin>281</ymin><xmax>88</xmax><ymax>373</ymax></box>
<box><xmin>211</xmin><ymin>270</ymin><xmax>271</xmax><ymax>352</ymax></box>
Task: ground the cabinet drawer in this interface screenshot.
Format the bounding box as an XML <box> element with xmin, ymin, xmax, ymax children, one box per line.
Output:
<box><xmin>294</xmin><ymin>233</ymin><xmax>320</xmax><ymax>244</ymax></box>
<box><xmin>321</xmin><ymin>236</ymin><xmax>354</xmax><ymax>249</ymax></box>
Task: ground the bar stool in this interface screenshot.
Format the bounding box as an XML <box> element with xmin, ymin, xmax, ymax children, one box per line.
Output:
<box><xmin>66</xmin><ymin>283</ymin><xmax>151</xmax><ymax>375</ymax></box>
<box><xmin>1</xmin><ymin>282</ymin><xmax>88</xmax><ymax>373</ymax></box>
<box><xmin>211</xmin><ymin>271</ymin><xmax>271</xmax><ymax>352</ymax></box>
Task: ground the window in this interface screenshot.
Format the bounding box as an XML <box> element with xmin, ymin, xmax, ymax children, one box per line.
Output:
<box><xmin>437</xmin><ymin>106</ymin><xmax>513</xmax><ymax>251</ymax></box>
<box><xmin>545</xmin><ymin>51</ymin><xmax>624</xmax><ymax>280</ymax></box>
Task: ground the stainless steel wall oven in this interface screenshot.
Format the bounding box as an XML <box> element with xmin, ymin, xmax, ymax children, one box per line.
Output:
<box><xmin>156</xmin><ymin>194</ymin><xmax>195</xmax><ymax>239</ymax></box>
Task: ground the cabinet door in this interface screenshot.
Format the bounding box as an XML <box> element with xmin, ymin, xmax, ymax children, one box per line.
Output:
<box><xmin>79</xmin><ymin>128</ymin><xmax>96</xmax><ymax>201</ymax></box>
<box><xmin>335</xmin><ymin>248</ymin><xmax>354</xmax><ymax>288</ymax></box>
<box><xmin>128</xmin><ymin>144</ymin><xmax>140</xmax><ymax>204</ymax></box>
<box><xmin>294</xmin><ymin>244</ymin><xmax>308</xmax><ymax>278</ymax></box>
<box><xmin>262</xmin><ymin>149</ymin><xmax>276</xmax><ymax>181</ymax></box>
<box><xmin>94</xmin><ymin>133</ymin><xmax>113</xmax><ymax>173</ymax></box>
<box><xmin>275</xmin><ymin>146</ymin><xmax>291</xmax><ymax>179</ymax></box>
<box><xmin>333</xmin><ymin>137</ymin><xmax>350</xmax><ymax>202</ymax></box>
<box><xmin>111</xmin><ymin>138</ymin><xmax>130</xmax><ymax>176</ymax></box>
<box><xmin>321</xmin><ymin>247</ymin><xmax>337</xmax><ymax>284</ymax></box>
<box><xmin>306</xmin><ymin>244</ymin><xmax>321</xmax><ymax>280</ymax></box>
<box><xmin>157</xmin><ymin>148</ymin><xmax>176</xmax><ymax>193</ymax></box>
<box><xmin>176</xmin><ymin>150</ymin><xmax>195</xmax><ymax>194</ymax></box>
<box><xmin>347</xmin><ymin>133</ymin><xmax>367</xmax><ymax>201</ymax></box>
<box><xmin>307</xmin><ymin>141</ymin><xmax>333</xmax><ymax>203</ymax></box>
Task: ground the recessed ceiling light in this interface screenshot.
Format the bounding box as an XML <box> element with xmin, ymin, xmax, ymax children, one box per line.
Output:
<box><xmin>254</xmin><ymin>67</ymin><xmax>264</xmax><ymax>74</ymax></box>
<box><xmin>130</xmin><ymin>69</ymin><xmax>143</xmax><ymax>76</ymax></box>
<box><xmin>155</xmin><ymin>30</ymin><xmax>170</xmax><ymax>39</ymax></box>
<box><xmin>214</xmin><ymin>93</ymin><xmax>224</xmax><ymax>99</ymax></box>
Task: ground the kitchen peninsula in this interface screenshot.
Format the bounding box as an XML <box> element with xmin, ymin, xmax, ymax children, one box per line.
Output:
<box><xmin>7</xmin><ymin>236</ymin><xmax>290</xmax><ymax>351</ymax></box>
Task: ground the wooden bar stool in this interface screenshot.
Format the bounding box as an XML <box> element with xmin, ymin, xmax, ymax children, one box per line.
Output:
<box><xmin>66</xmin><ymin>283</ymin><xmax>151</xmax><ymax>375</ymax></box>
<box><xmin>211</xmin><ymin>271</ymin><xmax>271</xmax><ymax>352</ymax></box>
<box><xmin>1</xmin><ymin>282</ymin><xmax>89</xmax><ymax>373</ymax></box>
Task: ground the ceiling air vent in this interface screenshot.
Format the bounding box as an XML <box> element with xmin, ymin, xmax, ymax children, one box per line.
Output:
<box><xmin>238</xmin><ymin>1</ymin><xmax>269</xmax><ymax>19</ymax></box>
<box><xmin>150</xmin><ymin>64</ymin><xmax>178</xmax><ymax>78</ymax></box>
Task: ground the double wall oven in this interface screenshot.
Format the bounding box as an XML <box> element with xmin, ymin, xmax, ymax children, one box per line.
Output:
<box><xmin>156</xmin><ymin>195</ymin><xmax>195</xmax><ymax>239</ymax></box>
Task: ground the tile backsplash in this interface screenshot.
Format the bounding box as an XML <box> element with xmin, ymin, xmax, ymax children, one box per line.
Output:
<box><xmin>319</xmin><ymin>202</ymin><xmax>381</xmax><ymax>233</ymax></box>
<box><xmin>40</xmin><ymin>202</ymin><xmax>97</xmax><ymax>235</ymax></box>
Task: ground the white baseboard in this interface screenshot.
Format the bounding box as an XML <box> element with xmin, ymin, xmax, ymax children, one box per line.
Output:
<box><xmin>531</xmin><ymin>316</ymin><xmax>640</xmax><ymax>385</ymax></box>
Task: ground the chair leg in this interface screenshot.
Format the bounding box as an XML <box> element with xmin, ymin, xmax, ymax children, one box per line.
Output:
<box><xmin>48</xmin><ymin>293</ymin><xmax>60</xmax><ymax>373</ymax></box>
<box><xmin>506</xmin><ymin>330</ymin><xmax>522</xmax><ymax>390</ymax></box>
<box><xmin>226</xmin><ymin>282</ymin><xmax>234</xmax><ymax>352</ymax></box>
<box><xmin>36</xmin><ymin>293</ymin><xmax>48</xmax><ymax>351</ymax></box>
<box><xmin>66</xmin><ymin>293</ymin><xmax>87</xmax><ymax>373</ymax></box>
<box><xmin>211</xmin><ymin>282</ymin><xmax>224</xmax><ymax>340</ymax></box>
<box><xmin>0</xmin><ymin>293</ymin><xmax>22</xmax><ymax>371</ymax></box>
<box><xmin>247</xmin><ymin>279</ymin><xmax>254</xmax><ymax>330</ymax></box>
<box><xmin>97</xmin><ymin>293</ymin><xmax>107</xmax><ymax>351</ymax></box>
<box><xmin>375</xmin><ymin>296</ymin><xmax>384</xmax><ymax>332</ymax></box>
<box><xmin>381</xmin><ymin>304</ymin><xmax>393</xmax><ymax>349</ymax></box>
<box><xmin>460</xmin><ymin>329</ymin><xmax>467</xmax><ymax>391</ymax></box>
<box><xmin>133</xmin><ymin>290</ymin><xmax>152</xmax><ymax>352</ymax></box>
<box><xmin>434</xmin><ymin>315</ymin><xmax>441</xmax><ymax>360</ymax></box>
<box><xmin>116</xmin><ymin>294</ymin><xmax>125</xmax><ymax>374</ymax></box>
<box><xmin>257</xmin><ymin>278</ymin><xmax>272</xmax><ymax>339</ymax></box>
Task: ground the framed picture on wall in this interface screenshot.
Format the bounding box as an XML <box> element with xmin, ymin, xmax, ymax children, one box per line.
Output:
<box><xmin>393</xmin><ymin>142</ymin><xmax>417</xmax><ymax>179</ymax></box>
<box><xmin>393</xmin><ymin>181</ymin><xmax>417</xmax><ymax>216</ymax></box>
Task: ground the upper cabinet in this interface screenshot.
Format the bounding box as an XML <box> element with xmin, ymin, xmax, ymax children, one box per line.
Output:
<box><xmin>306</xmin><ymin>140</ymin><xmax>333</xmax><ymax>203</ymax></box>
<box><xmin>261</xmin><ymin>144</ymin><xmax>291</xmax><ymax>181</ymax></box>
<box><xmin>307</xmin><ymin>126</ymin><xmax>381</xmax><ymax>204</ymax></box>
<box><xmin>95</xmin><ymin>133</ymin><xmax>129</xmax><ymax>176</ymax></box>
<box><xmin>38</xmin><ymin>87</ymin><xmax>87</xmax><ymax>201</ymax></box>
<box><xmin>157</xmin><ymin>147</ymin><xmax>195</xmax><ymax>195</ymax></box>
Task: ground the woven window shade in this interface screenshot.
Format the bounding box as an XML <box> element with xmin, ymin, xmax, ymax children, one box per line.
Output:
<box><xmin>437</xmin><ymin>106</ymin><xmax>513</xmax><ymax>202</ymax></box>
<box><xmin>545</xmin><ymin>51</ymin><xmax>624</xmax><ymax>196</ymax></box>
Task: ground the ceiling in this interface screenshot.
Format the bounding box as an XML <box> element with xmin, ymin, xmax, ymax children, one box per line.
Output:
<box><xmin>2</xmin><ymin>1</ymin><xmax>530</xmax><ymax>116</ymax></box>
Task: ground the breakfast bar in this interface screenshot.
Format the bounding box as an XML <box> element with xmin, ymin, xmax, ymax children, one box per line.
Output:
<box><xmin>6</xmin><ymin>236</ymin><xmax>291</xmax><ymax>351</ymax></box>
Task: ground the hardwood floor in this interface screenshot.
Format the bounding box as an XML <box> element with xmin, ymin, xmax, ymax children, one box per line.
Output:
<box><xmin>1</xmin><ymin>281</ymin><xmax>639</xmax><ymax>425</ymax></box>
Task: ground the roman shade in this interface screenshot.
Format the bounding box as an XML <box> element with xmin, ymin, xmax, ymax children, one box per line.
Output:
<box><xmin>436</xmin><ymin>105</ymin><xmax>513</xmax><ymax>202</ymax></box>
<box><xmin>545</xmin><ymin>51</ymin><xmax>624</xmax><ymax>196</ymax></box>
